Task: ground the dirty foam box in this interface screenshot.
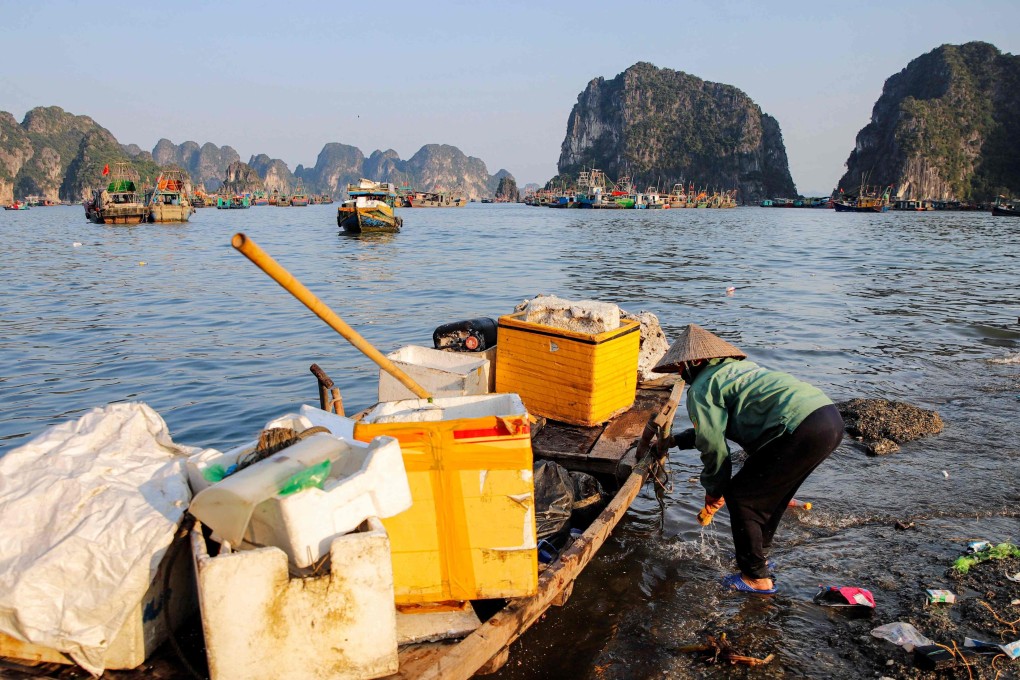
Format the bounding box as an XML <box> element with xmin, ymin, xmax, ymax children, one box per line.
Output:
<box><xmin>0</xmin><ymin>532</ymin><xmax>196</xmax><ymax>670</ymax></box>
<box><xmin>192</xmin><ymin>517</ymin><xmax>398</xmax><ymax>680</ymax></box>
<box><xmin>188</xmin><ymin>432</ymin><xmax>410</xmax><ymax>569</ymax></box>
<box><xmin>353</xmin><ymin>394</ymin><xmax>537</xmax><ymax>604</ymax></box>
<box><xmin>378</xmin><ymin>345</ymin><xmax>491</xmax><ymax>402</ymax></box>
<box><xmin>495</xmin><ymin>311</ymin><xmax>640</xmax><ymax>426</ymax></box>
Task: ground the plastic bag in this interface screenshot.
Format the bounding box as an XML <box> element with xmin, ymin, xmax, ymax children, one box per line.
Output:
<box><xmin>534</xmin><ymin>460</ymin><xmax>574</xmax><ymax>542</ymax></box>
<box><xmin>870</xmin><ymin>622</ymin><xmax>935</xmax><ymax>652</ymax></box>
<box><xmin>278</xmin><ymin>459</ymin><xmax>332</xmax><ymax>496</ymax></box>
<box><xmin>569</xmin><ymin>470</ymin><xmax>607</xmax><ymax>526</ymax></box>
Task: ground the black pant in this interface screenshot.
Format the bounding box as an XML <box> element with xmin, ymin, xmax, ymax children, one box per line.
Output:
<box><xmin>724</xmin><ymin>404</ymin><xmax>844</xmax><ymax>579</ymax></box>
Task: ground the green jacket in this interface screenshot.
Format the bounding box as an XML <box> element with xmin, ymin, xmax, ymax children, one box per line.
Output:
<box><xmin>686</xmin><ymin>358</ymin><xmax>832</xmax><ymax>497</ymax></box>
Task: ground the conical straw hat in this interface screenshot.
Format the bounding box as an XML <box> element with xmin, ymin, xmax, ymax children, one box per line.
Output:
<box><xmin>652</xmin><ymin>324</ymin><xmax>746</xmax><ymax>373</ymax></box>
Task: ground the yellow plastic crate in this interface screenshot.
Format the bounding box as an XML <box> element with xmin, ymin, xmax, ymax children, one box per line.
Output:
<box><xmin>495</xmin><ymin>312</ymin><xmax>640</xmax><ymax>426</ymax></box>
<box><xmin>353</xmin><ymin>395</ymin><xmax>537</xmax><ymax>604</ymax></box>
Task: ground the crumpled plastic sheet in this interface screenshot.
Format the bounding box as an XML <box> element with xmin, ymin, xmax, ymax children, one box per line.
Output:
<box><xmin>0</xmin><ymin>403</ymin><xmax>195</xmax><ymax>675</ymax></box>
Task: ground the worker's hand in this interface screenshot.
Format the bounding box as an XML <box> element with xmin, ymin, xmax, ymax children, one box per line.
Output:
<box><xmin>671</xmin><ymin>427</ymin><xmax>696</xmax><ymax>450</ymax></box>
<box><xmin>696</xmin><ymin>495</ymin><xmax>725</xmax><ymax>525</ymax></box>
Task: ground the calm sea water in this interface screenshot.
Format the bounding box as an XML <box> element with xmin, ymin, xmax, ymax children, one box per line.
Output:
<box><xmin>1</xmin><ymin>203</ymin><xmax>1017</xmax><ymax>677</ymax></box>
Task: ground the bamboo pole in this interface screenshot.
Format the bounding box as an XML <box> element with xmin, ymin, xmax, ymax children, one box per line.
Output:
<box><xmin>232</xmin><ymin>233</ymin><xmax>432</xmax><ymax>399</ymax></box>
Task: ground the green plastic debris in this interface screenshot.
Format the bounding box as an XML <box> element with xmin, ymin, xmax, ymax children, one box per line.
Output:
<box><xmin>278</xmin><ymin>459</ymin><xmax>331</xmax><ymax>496</ymax></box>
<box><xmin>203</xmin><ymin>464</ymin><xmax>227</xmax><ymax>483</ymax></box>
<box><xmin>952</xmin><ymin>542</ymin><xmax>1020</xmax><ymax>574</ymax></box>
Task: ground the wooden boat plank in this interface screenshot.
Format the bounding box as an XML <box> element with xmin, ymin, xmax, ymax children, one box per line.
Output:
<box><xmin>530</xmin><ymin>388</ymin><xmax>673</xmax><ymax>478</ymax></box>
<box><xmin>387</xmin><ymin>383</ymin><xmax>683</xmax><ymax>680</ymax></box>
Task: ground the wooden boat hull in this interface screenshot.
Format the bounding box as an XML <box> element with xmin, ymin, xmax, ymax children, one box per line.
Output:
<box><xmin>992</xmin><ymin>205</ymin><xmax>1020</xmax><ymax>216</ymax></box>
<box><xmin>86</xmin><ymin>204</ymin><xmax>147</xmax><ymax>224</ymax></box>
<box><xmin>338</xmin><ymin>206</ymin><xmax>403</xmax><ymax>233</ymax></box>
<box><xmin>147</xmin><ymin>204</ymin><xmax>192</xmax><ymax>223</ymax></box>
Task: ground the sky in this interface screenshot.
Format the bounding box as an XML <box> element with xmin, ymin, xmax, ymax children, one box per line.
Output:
<box><xmin>3</xmin><ymin>0</ymin><xmax>1019</xmax><ymax>195</ymax></box>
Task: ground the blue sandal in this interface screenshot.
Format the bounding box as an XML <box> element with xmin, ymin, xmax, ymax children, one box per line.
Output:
<box><xmin>721</xmin><ymin>572</ymin><xmax>777</xmax><ymax>594</ymax></box>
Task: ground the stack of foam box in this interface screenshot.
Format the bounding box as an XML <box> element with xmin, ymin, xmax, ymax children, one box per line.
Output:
<box><xmin>186</xmin><ymin>407</ymin><xmax>413</xmax><ymax>680</ymax></box>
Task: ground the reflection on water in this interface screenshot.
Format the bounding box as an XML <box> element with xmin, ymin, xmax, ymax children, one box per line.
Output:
<box><xmin>0</xmin><ymin>204</ymin><xmax>1017</xmax><ymax>677</ymax></box>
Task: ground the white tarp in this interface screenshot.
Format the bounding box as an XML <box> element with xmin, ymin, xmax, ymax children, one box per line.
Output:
<box><xmin>0</xmin><ymin>403</ymin><xmax>195</xmax><ymax>675</ymax></box>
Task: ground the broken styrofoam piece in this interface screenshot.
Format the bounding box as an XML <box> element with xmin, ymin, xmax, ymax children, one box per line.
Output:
<box><xmin>522</xmin><ymin>295</ymin><xmax>621</xmax><ymax>334</ymax></box>
<box><xmin>622</xmin><ymin>309</ymin><xmax>670</xmax><ymax>383</ymax></box>
<box><xmin>192</xmin><ymin>517</ymin><xmax>399</xmax><ymax>679</ymax></box>
<box><xmin>395</xmin><ymin>602</ymin><xmax>482</xmax><ymax>645</ymax></box>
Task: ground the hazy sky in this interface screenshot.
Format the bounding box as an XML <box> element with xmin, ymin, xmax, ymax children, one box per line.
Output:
<box><xmin>3</xmin><ymin>0</ymin><xmax>1018</xmax><ymax>194</ymax></box>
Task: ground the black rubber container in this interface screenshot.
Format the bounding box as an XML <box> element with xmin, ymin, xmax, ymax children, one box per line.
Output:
<box><xmin>432</xmin><ymin>317</ymin><xmax>497</xmax><ymax>352</ymax></box>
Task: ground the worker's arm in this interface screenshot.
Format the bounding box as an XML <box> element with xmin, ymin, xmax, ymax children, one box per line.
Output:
<box><xmin>689</xmin><ymin>384</ymin><xmax>732</xmax><ymax>499</ymax></box>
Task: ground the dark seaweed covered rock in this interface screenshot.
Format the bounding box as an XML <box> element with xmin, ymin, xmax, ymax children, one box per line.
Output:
<box><xmin>837</xmin><ymin>399</ymin><xmax>944</xmax><ymax>454</ymax></box>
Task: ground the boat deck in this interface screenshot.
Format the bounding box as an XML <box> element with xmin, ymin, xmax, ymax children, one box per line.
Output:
<box><xmin>0</xmin><ymin>383</ymin><xmax>683</xmax><ymax>680</ymax></box>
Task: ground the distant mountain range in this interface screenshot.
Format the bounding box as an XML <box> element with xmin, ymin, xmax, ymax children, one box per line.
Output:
<box><xmin>0</xmin><ymin>107</ymin><xmax>513</xmax><ymax>204</ymax></box>
<box><xmin>5</xmin><ymin>43</ymin><xmax>1019</xmax><ymax>207</ymax></box>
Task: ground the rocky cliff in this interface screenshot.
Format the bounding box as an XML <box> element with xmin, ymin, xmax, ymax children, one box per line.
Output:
<box><xmin>153</xmin><ymin>139</ymin><xmax>240</xmax><ymax>192</ymax></box>
<box><xmin>557</xmin><ymin>62</ymin><xmax>797</xmax><ymax>202</ymax></box>
<box><xmin>222</xmin><ymin>161</ymin><xmax>265</xmax><ymax>194</ymax></box>
<box><xmin>495</xmin><ymin>175</ymin><xmax>520</xmax><ymax>202</ymax></box>
<box><xmin>248</xmin><ymin>154</ymin><xmax>295</xmax><ymax>194</ymax></box>
<box><xmin>0</xmin><ymin>112</ymin><xmax>33</xmax><ymax>204</ymax></box>
<box><xmin>839</xmin><ymin>42</ymin><xmax>1020</xmax><ymax>202</ymax></box>
<box><xmin>293</xmin><ymin>143</ymin><xmax>508</xmax><ymax>200</ymax></box>
<box><xmin>0</xmin><ymin>106</ymin><xmax>170</xmax><ymax>203</ymax></box>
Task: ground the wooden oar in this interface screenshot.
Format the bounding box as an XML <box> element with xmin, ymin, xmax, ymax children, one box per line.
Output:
<box><xmin>231</xmin><ymin>233</ymin><xmax>432</xmax><ymax>400</ymax></box>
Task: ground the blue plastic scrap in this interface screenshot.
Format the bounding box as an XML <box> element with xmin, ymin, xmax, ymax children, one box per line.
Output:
<box><xmin>963</xmin><ymin>638</ymin><xmax>1020</xmax><ymax>659</ymax></box>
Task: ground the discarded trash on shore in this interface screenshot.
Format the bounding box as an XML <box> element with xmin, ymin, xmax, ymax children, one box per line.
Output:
<box><xmin>678</xmin><ymin>632</ymin><xmax>774</xmax><ymax>667</ymax></box>
<box><xmin>925</xmin><ymin>589</ymin><xmax>956</xmax><ymax>605</ymax></box>
<box><xmin>871</xmin><ymin>622</ymin><xmax>934</xmax><ymax>652</ymax></box>
<box><xmin>963</xmin><ymin>637</ymin><xmax>1020</xmax><ymax>659</ymax></box>
<box><xmin>814</xmin><ymin>586</ymin><xmax>876</xmax><ymax>609</ymax></box>
<box><xmin>952</xmin><ymin>542</ymin><xmax>1020</xmax><ymax>575</ymax></box>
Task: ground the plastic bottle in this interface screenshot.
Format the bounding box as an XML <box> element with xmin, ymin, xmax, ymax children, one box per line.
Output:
<box><xmin>788</xmin><ymin>499</ymin><xmax>812</xmax><ymax>510</ymax></box>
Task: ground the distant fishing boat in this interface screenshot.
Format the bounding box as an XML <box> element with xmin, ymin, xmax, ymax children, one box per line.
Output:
<box><xmin>290</xmin><ymin>186</ymin><xmax>309</xmax><ymax>207</ymax></box>
<box><xmin>834</xmin><ymin>185</ymin><xmax>891</xmax><ymax>212</ymax></box>
<box><xmin>407</xmin><ymin>190</ymin><xmax>467</xmax><ymax>207</ymax></box>
<box><xmin>84</xmin><ymin>163</ymin><xmax>148</xmax><ymax>224</ymax></box>
<box><xmin>992</xmin><ymin>196</ymin><xmax>1020</xmax><ymax>216</ymax></box>
<box><xmin>216</xmin><ymin>194</ymin><xmax>251</xmax><ymax>209</ymax></box>
<box><xmin>145</xmin><ymin>170</ymin><xmax>192</xmax><ymax>223</ymax></box>
<box><xmin>4</xmin><ymin>200</ymin><xmax>29</xmax><ymax>211</ymax></box>
<box><xmin>337</xmin><ymin>179</ymin><xmax>403</xmax><ymax>233</ymax></box>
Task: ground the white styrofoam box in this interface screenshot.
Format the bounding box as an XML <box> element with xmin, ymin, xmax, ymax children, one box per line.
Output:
<box><xmin>378</xmin><ymin>345</ymin><xmax>490</xmax><ymax>402</ymax></box>
<box><xmin>192</xmin><ymin>518</ymin><xmax>398</xmax><ymax>680</ymax></box>
<box><xmin>188</xmin><ymin>432</ymin><xmax>411</xmax><ymax>568</ymax></box>
<box><xmin>0</xmin><ymin>531</ymin><xmax>196</xmax><ymax>670</ymax></box>
<box><xmin>186</xmin><ymin>408</ymin><xmax>357</xmax><ymax>495</ymax></box>
<box><xmin>362</xmin><ymin>392</ymin><xmax>527</xmax><ymax>424</ymax></box>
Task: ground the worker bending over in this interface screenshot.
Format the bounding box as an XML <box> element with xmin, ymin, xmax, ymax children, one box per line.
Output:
<box><xmin>653</xmin><ymin>324</ymin><xmax>844</xmax><ymax>594</ymax></box>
